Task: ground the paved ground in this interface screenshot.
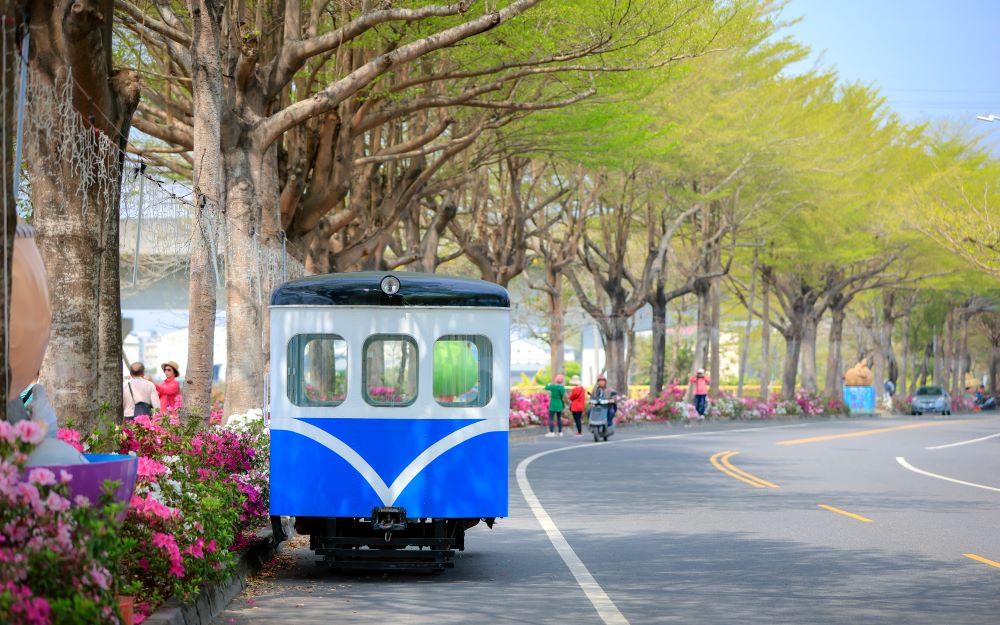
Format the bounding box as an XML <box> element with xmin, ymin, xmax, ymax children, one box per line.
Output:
<box><xmin>214</xmin><ymin>415</ymin><xmax>1000</xmax><ymax>624</ymax></box>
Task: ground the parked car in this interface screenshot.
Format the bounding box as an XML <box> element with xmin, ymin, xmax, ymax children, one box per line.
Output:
<box><xmin>912</xmin><ymin>386</ymin><xmax>951</xmax><ymax>415</ymax></box>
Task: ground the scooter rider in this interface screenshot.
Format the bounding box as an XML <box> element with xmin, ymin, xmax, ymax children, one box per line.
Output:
<box><xmin>590</xmin><ymin>374</ymin><xmax>617</xmax><ymax>428</ymax></box>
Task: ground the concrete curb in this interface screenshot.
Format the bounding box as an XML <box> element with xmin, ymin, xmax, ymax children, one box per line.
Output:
<box><xmin>143</xmin><ymin>529</ymin><xmax>274</xmax><ymax>625</ymax></box>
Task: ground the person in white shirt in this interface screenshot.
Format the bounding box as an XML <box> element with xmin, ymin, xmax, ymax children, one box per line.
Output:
<box><xmin>123</xmin><ymin>362</ymin><xmax>160</xmax><ymax>419</ymax></box>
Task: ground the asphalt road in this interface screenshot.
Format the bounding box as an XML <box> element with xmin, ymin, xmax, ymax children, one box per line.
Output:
<box><xmin>214</xmin><ymin>415</ymin><xmax>1000</xmax><ymax>624</ymax></box>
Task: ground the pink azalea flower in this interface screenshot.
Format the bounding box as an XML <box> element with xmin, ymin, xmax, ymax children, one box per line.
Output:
<box><xmin>44</xmin><ymin>492</ymin><xmax>70</xmax><ymax>513</ymax></box>
<box><xmin>27</xmin><ymin>468</ymin><xmax>56</xmax><ymax>487</ymax></box>
<box><xmin>137</xmin><ymin>456</ymin><xmax>168</xmax><ymax>481</ymax></box>
<box><xmin>56</xmin><ymin>427</ymin><xmax>85</xmax><ymax>452</ymax></box>
<box><xmin>0</xmin><ymin>420</ymin><xmax>16</xmax><ymax>444</ymax></box>
<box><xmin>14</xmin><ymin>420</ymin><xmax>46</xmax><ymax>445</ymax></box>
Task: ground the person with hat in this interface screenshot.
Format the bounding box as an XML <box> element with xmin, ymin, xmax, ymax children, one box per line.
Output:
<box><xmin>689</xmin><ymin>368</ymin><xmax>710</xmax><ymax>417</ymax></box>
<box><xmin>567</xmin><ymin>375</ymin><xmax>587</xmax><ymax>436</ymax></box>
<box><xmin>155</xmin><ymin>361</ymin><xmax>183</xmax><ymax>414</ymax></box>
<box><xmin>589</xmin><ymin>373</ymin><xmax>617</xmax><ymax>429</ymax></box>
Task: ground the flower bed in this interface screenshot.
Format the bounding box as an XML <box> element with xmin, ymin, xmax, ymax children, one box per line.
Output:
<box><xmin>54</xmin><ymin>410</ymin><xmax>269</xmax><ymax>623</ymax></box>
<box><xmin>1</xmin><ymin>421</ymin><xmax>127</xmax><ymax>624</ymax></box>
<box><xmin>508</xmin><ymin>386</ymin><xmax>849</xmax><ymax>428</ymax></box>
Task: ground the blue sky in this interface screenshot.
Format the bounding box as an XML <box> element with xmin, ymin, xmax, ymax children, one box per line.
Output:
<box><xmin>779</xmin><ymin>0</ymin><xmax>1000</xmax><ymax>141</ymax></box>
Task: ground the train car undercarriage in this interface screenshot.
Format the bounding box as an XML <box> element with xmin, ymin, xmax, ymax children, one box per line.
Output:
<box><xmin>279</xmin><ymin>509</ymin><xmax>495</xmax><ymax>572</ymax></box>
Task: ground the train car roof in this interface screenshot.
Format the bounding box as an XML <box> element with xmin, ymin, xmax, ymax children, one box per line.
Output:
<box><xmin>270</xmin><ymin>271</ymin><xmax>511</xmax><ymax>308</ymax></box>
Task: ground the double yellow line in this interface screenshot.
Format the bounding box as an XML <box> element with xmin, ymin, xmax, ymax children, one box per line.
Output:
<box><xmin>709</xmin><ymin>451</ymin><xmax>779</xmax><ymax>489</ymax></box>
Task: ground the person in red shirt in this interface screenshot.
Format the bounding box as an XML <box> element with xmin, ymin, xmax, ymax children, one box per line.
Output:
<box><xmin>156</xmin><ymin>361</ymin><xmax>183</xmax><ymax>414</ymax></box>
<box><xmin>567</xmin><ymin>375</ymin><xmax>587</xmax><ymax>436</ymax></box>
<box><xmin>689</xmin><ymin>368</ymin><xmax>710</xmax><ymax>417</ymax></box>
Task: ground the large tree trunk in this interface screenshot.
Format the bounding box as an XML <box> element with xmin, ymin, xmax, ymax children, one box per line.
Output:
<box><xmin>184</xmin><ymin>0</ymin><xmax>224</xmax><ymax>421</ymax></box>
<box><xmin>955</xmin><ymin>312</ymin><xmax>969</xmax><ymax>396</ymax></box>
<box><xmin>990</xmin><ymin>346</ymin><xmax>1000</xmax><ymax>396</ymax></box>
<box><xmin>736</xmin><ymin>252</ymin><xmax>757</xmax><ymax>399</ymax></box>
<box><xmin>688</xmin><ymin>282</ymin><xmax>711</xmax><ymax>400</ymax></box>
<box><xmin>759</xmin><ymin>270</ymin><xmax>770</xmax><ymax>399</ymax></box>
<box><xmin>900</xmin><ymin>312</ymin><xmax>910</xmax><ymax>396</ymax></box>
<box><xmin>223</xmin><ymin>143</ymin><xmax>264</xmax><ymax>418</ymax></box>
<box><xmin>1</xmin><ymin>6</ymin><xmax>16</xmax><ymax>415</ymax></box>
<box><xmin>649</xmin><ymin>283</ymin><xmax>667</xmax><ymax>396</ymax></box>
<box><xmin>602</xmin><ymin>316</ymin><xmax>629</xmax><ymax>396</ymax></box>
<box><xmin>27</xmin><ymin>1</ymin><xmax>139</xmax><ymax>431</ymax></box>
<box><xmin>932</xmin><ymin>332</ymin><xmax>941</xmax><ymax>387</ymax></box>
<box><xmin>709</xmin><ymin>276</ymin><xmax>721</xmax><ymax>396</ymax></box>
<box><xmin>799</xmin><ymin>315</ymin><xmax>819</xmax><ymax>394</ymax></box>
<box><xmin>824</xmin><ymin>306</ymin><xmax>846</xmax><ymax>400</ymax></box>
<box><xmin>547</xmin><ymin>268</ymin><xmax>565</xmax><ymax>382</ymax></box>
<box><xmin>780</xmin><ymin>330</ymin><xmax>801</xmax><ymax>401</ymax></box>
<box><xmin>940</xmin><ymin>312</ymin><xmax>954</xmax><ymax>390</ymax></box>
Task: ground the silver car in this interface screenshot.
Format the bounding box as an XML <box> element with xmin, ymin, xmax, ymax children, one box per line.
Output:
<box><xmin>912</xmin><ymin>386</ymin><xmax>951</xmax><ymax>415</ymax></box>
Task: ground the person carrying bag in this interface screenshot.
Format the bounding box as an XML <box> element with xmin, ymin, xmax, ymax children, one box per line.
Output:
<box><xmin>123</xmin><ymin>362</ymin><xmax>161</xmax><ymax>419</ymax></box>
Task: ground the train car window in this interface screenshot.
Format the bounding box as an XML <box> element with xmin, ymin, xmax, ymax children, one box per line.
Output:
<box><xmin>363</xmin><ymin>335</ymin><xmax>418</xmax><ymax>407</ymax></box>
<box><xmin>287</xmin><ymin>334</ymin><xmax>347</xmax><ymax>406</ymax></box>
<box><xmin>433</xmin><ymin>335</ymin><xmax>493</xmax><ymax>407</ymax></box>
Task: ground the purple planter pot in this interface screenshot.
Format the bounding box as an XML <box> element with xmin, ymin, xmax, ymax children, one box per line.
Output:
<box><xmin>38</xmin><ymin>454</ymin><xmax>139</xmax><ymax>517</ymax></box>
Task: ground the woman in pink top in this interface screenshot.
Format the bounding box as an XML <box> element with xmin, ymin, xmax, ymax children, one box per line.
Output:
<box><xmin>156</xmin><ymin>361</ymin><xmax>183</xmax><ymax>413</ymax></box>
<box><xmin>689</xmin><ymin>368</ymin><xmax>710</xmax><ymax>417</ymax></box>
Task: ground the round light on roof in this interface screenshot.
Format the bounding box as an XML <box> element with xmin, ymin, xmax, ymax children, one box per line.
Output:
<box><xmin>380</xmin><ymin>275</ymin><xmax>401</xmax><ymax>295</ymax></box>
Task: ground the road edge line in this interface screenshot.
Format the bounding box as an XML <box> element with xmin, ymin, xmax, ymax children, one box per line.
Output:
<box><xmin>926</xmin><ymin>432</ymin><xmax>1000</xmax><ymax>450</ymax></box>
<box><xmin>896</xmin><ymin>456</ymin><xmax>1000</xmax><ymax>493</ymax></box>
<box><xmin>514</xmin><ymin>422</ymin><xmax>809</xmax><ymax>625</ymax></box>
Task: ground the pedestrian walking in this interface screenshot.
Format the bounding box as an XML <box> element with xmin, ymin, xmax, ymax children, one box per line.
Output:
<box><xmin>544</xmin><ymin>374</ymin><xmax>567</xmax><ymax>437</ymax></box>
<box><xmin>884</xmin><ymin>378</ymin><xmax>895</xmax><ymax>397</ymax></box>
<box><xmin>124</xmin><ymin>362</ymin><xmax>160</xmax><ymax>419</ymax></box>
<box><xmin>568</xmin><ymin>375</ymin><xmax>587</xmax><ymax>436</ymax></box>
<box><xmin>689</xmin><ymin>368</ymin><xmax>710</xmax><ymax>417</ymax></box>
<box><xmin>156</xmin><ymin>361</ymin><xmax>183</xmax><ymax>413</ymax></box>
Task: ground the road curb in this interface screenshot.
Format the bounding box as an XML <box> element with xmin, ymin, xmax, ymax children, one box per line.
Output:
<box><xmin>143</xmin><ymin>529</ymin><xmax>274</xmax><ymax>625</ymax></box>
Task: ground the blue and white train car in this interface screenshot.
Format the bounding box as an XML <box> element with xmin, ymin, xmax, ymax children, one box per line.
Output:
<box><xmin>268</xmin><ymin>272</ymin><xmax>510</xmax><ymax>570</ymax></box>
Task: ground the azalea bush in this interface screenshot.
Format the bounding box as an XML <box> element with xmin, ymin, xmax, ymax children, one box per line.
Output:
<box><xmin>0</xmin><ymin>420</ymin><xmax>127</xmax><ymax>625</ymax></box>
<box><xmin>892</xmin><ymin>394</ymin><xmax>914</xmax><ymax>414</ymax></box>
<box><xmin>507</xmin><ymin>386</ymin><xmax>850</xmax><ymax>427</ymax></box>
<box><xmin>952</xmin><ymin>394</ymin><xmax>978</xmax><ymax>413</ymax></box>
<box><xmin>58</xmin><ymin>409</ymin><xmax>269</xmax><ymax>623</ymax></box>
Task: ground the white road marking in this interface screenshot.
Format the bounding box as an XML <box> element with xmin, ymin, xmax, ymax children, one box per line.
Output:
<box><xmin>926</xmin><ymin>432</ymin><xmax>1000</xmax><ymax>450</ymax></box>
<box><xmin>896</xmin><ymin>456</ymin><xmax>1000</xmax><ymax>493</ymax></box>
<box><xmin>515</xmin><ymin>422</ymin><xmax>809</xmax><ymax>625</ymax></box>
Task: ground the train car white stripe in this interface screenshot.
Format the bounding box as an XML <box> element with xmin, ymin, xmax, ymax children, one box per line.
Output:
<box><xmin>275</xmin><ymin>418</ymin><xmax>505</xmax><ymax>506</ymax></box>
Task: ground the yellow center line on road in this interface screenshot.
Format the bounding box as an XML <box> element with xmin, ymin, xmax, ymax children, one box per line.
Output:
<box><xmin>776</xmin><ymin>421</ymin><xmax>967</xmax><ymax>446</ymax></box>
<box><xmin>720</xmin><ymin>451</ymin><xmax>780</xmax><ymax>488</ymax></box>
<box><xmin>964</xmin><ymin>553</ymin><xmax>1000</xmax><ymax>570</ymax></box>
<box><xmin>818</xmin><ymin>504</ymin><xmax>873</xmax><ymax>523</ymax></box>
<box><xmin>710</xmin><ymin>451</ymin><xmax>779</xmax><ymax>489</ymax></box>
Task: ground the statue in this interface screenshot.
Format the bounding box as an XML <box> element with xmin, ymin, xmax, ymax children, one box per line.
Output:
<box><xmin>844</xmin><ymin>360</ymin><xmax>874</xmax><ymax>387</ymax></box>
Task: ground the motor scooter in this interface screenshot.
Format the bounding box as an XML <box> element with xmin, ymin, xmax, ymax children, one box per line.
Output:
<box><xmin>587</xmin><ymin>395</ymin><xmax>616</xmax><ymax>442</ymax></box>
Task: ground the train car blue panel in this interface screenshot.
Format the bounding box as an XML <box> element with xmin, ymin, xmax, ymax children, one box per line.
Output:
<box><xmin>270</xmin><ymin>418</ymin><xmax>507</xmax><ymax>518</ymax></box>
